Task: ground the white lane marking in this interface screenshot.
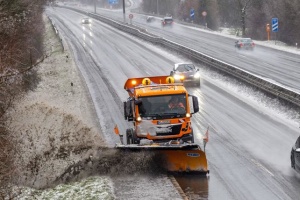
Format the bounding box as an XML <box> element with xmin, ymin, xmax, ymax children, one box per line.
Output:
<box><xmin>251</xmin><ymin>159</ymin><xmax>274</xmax><ymax>176</ymax></box>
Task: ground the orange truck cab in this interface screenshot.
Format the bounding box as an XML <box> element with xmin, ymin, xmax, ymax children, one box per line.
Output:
<box><xmin>123</xmin><ymin>76</ymin><xmax>200</xmax><ymax>144</ymax></box>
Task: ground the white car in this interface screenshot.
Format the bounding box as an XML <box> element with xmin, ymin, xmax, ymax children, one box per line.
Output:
<box><xmin>81</xmin><ymin>17</ymin><xmax>91</xmax><ymax>24</ymax></box>
<box><xmin>170</xmin><ymin>63</ymin><xmax>200</xmax><ymax>87</ymax></box>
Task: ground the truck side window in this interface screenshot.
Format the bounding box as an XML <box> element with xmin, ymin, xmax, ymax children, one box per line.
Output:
<box><xmin>138</xmin><ymin>98</ymin><xmax>152</xmax><ymax>115</ymax></box>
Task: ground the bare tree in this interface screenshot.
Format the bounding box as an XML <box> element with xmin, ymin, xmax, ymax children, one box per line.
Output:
<box><xmin>205</xmin><ymin>0</ymin><xmax>220</xmax><ymax>30</ymax></box>
<box><xmin>0</xmin><ymin>0</ymin><xmax>46</xmax><ymax>196</ymax></box>
<box><xmin>246</xmin><ymin>0</ymin><xmax>267</xmax><ymax>39</ymax></box>
<box><xmin>233</xmin><ymin>0</ymin><xmax>252</xmax><ymax>37</ymax></box>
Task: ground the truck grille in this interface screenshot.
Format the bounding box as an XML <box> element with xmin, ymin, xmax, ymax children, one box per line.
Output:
<box><xmin>156</xmin><ymin>124</ymin><xmax>182</xmax><ymax>136</ymax></box>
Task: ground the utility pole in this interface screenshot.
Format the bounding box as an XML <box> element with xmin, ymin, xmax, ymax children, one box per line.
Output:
<box><xmin>123</xmin><ymin>0</ymin><xmax>125</xmax><ymax>22</ymax></box>
<box><xmin>94</xmin><ymin>0</ymin><xmax>96</xmax><ymax>13</ymax></box>
<box><xmin>241</xmin><ymin>8</ymin><xmax>245</xmax><ymax>37</ymax></box>
<box><xmin>156</xmin><ymin>0</ymin><xmax>159</xmax><ymax>15</ymax></box>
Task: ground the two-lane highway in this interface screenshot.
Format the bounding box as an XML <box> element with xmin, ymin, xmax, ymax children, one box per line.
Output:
<box><xmin>77</xmin><ymin>1</ymin><xmax>300</xmax><ymax>93</ymax></box>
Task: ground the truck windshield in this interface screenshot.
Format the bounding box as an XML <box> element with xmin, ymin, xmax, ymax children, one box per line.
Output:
<box><xmin>138</xmin><ymin>94</ymin><xmax>187</xmax><ymax>119</ymax></box>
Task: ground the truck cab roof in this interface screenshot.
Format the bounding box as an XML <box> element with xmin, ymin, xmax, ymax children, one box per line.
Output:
<box><xmin>124</xmin><ymin>76</ymin><xmax>187</xmax><ymax>97</ymax></box>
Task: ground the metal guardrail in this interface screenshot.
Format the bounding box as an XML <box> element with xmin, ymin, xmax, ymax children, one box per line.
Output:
<box><xmin>59</xmin><ymin>6</ymin><xmax>300</xmax><ymax>107</ymax></box>
<box><xmin>48</xmin><ymin>16</ymin><xmax>65</xmax><ymax>52</ymax></box>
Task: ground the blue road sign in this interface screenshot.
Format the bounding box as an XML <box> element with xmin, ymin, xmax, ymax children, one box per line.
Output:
<box><xmin>272</xmin><ymin>18</ymin><xmax>278</xmax><ymax>32</ymax></box>
<box><xmin>109</xmin><ymin>0</ymin><xmax>118</xmax><ymax>5</ymax></box>
<box><xmin>190</xmin><ymin>9</ymin><xmax>195</xmax><ymax>20</ymax></box>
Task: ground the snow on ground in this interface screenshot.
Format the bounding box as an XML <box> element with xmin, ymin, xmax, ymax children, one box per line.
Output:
<box><xmin>16</xmin><ymin>176</ymin><xmax>115</xmax><ymax>200</ymax></box>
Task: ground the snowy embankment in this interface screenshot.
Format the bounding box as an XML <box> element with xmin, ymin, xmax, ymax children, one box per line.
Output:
<box><xmin>7</xmin><ymin>14</ymin><xmax>115</xmax><ymax>198</ymax></box>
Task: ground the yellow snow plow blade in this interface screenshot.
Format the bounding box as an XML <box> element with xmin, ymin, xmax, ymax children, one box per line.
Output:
<box><xmin>162</xmin><ymin>148</ymin><xmax>208</xmax><ymax>173</ymax></box>
<box><xmin>115</xmin><ymin>143</ymin><xmax>208</xmax><ymax>173</ymax></box>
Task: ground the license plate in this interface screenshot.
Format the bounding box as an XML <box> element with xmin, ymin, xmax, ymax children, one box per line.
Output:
<box><xmin>157</xmin><ymin>120</ymin><xmax>170</xmax><ymax>125</ymax></box>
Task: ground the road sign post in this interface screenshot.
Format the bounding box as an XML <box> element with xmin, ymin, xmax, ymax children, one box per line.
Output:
<box><xmin>266</xmin><ymin>24</ymin><xmax>270</xmax><ymax>41</ymax></box>
<box><xmin>190</xmin><ymin>9</ymin><xmax>195</xmax><ymax>23</ymax></box>
<box><xmin>202</xmin><ymin>11</ymin><xmax>207</xmax><ymax>28</ymax></box>
<box><xmin>272</xmin><ymin>18</ymin><xmax>278</xmax><ymax>44</ymax></box>
<box><xmin>129</xmin><ymin>14</ymin><xmax>133</xmax><ymax>24</ymax></box>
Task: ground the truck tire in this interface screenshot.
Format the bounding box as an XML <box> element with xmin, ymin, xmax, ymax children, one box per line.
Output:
<box><xmin>126</xmin><ymin>128</ymin><xmax>134</xmax><ymax>145</ymax></box>
<box><xmin>191</xmin><ymin>132</ymin><xmax>195</xmax><ymax>143</ymax></box>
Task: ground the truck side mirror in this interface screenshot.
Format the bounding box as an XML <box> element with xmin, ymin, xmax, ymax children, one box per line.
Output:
<box><xmin>123</xmin><ymin>101</ymin><xmax>128</xmax><ymax>120</ymax></box>
<box><xmin>188</xmin><ymin>95</ymin><xmax>199</xmax><ymax>114</ymax></box>
<box><xmin>134</xmin><ymin>99</ymin><xmax>142</xmax><ymax>105</ymax></box>
<box><xmin>192</xmin><ymin>96</ymin><xmax>199</xmax><ymax>113</ymax></box>
<box><xmin>123</xmin><ymin>100</ymin><xmax>133</xmax><ymax>121</ymax></box>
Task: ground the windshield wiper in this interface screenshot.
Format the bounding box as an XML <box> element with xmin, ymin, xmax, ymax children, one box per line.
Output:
<box><xmin>160</xmin><ymin>112</ymin><xmax>186</xmax><ymax>117</ymax></box>
<box><xmin>147</xmin><ymin>113</ymin><xmax>163</xmax><ymax>117</ymax></box>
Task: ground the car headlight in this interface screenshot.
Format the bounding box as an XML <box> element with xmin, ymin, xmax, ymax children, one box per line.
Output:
<box><xmin>194</xmin><ymin>72</ymin><xmax>200</xmax><ymax>78</ymax></box>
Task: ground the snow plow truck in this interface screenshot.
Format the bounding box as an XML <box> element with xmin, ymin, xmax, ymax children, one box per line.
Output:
<box><xmin>114</xmin><ymin>75</ymin><xmax>208</xmax><ymax>173</ymax></box>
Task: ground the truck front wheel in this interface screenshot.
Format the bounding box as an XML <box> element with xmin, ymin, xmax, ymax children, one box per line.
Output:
<box><xmin>190</xmin><ymin>131</ymin><xmax>195</xmax><ymax>143</ymax></box>
<box><xmin>126</xmin><ymin>128</ymin><xmax>134</xmax><ymax>145</ymax></box>
<box><xmin>126</xmin><ymin>128</ymin><xmax>138</xmax><ymax>144</ymax></box>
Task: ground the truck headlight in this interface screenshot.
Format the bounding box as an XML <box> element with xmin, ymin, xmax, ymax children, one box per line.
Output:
<box><xmin>174</xmin><ymin>74</ymin><xmax>181</xmax><ymax>80</ymax></box>
<box><xmin>174</xmin><ymin>74</ymin><xmax>184</xmax><ymax>81</ymax></box>
<box><xmin>194</xmin><ymin>72</ymin><xmax>200</xmax><ymax>78</ymax></box>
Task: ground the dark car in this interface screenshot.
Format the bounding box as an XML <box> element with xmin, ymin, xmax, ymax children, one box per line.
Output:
<box><xmin>170</xmin><ymin>63</ymin><xmax>200</xmax><ymax>87</ymax></box>
<box><xmin>146</xmin><ymin>16</ymin><xmax>154</xmax><ymax>23</ymax></box>
<box><xmin>81</xmin><ymin>17</ymin><xmax>91</xmax><ymax>24</ymax></box>
<box><xmin>291</xmin><ymin>135</ymin><xmax>300</xmax><ymax>173</ymax></box>
<box><xmin>235</xmin><ymin>38</ymin><xmax>255</xmax><ymax>50</ymax></box>
<box><xmin>161</xmin><ymin>16</ymin><xmax>173</xmax><ymax>27</ymax></box>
